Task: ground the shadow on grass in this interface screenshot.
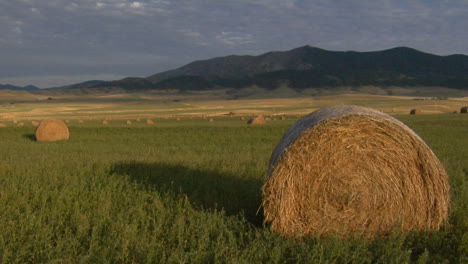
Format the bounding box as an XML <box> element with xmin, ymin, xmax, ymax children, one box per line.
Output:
<box><xmin>22</xmin><ymin>133</ymin><xmax>36</xmax><ymax>141</ymax></box>
<box><xmin>110</xmin><ymin>161</ymin><xmax>265</xmax><ymax>226</ymax></box>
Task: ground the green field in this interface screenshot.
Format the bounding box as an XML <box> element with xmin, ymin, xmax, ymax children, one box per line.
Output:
<box><xmin>0</xmin><ymin>115</ymin><xmax>466</xmax><ymax>263</ymax></box>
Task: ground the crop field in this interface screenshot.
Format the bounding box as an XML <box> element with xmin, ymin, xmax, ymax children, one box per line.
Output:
<box><xmin>0</xmin><ymin>95</ymin><xmax>467</xmax><ymax>263</ymax></box>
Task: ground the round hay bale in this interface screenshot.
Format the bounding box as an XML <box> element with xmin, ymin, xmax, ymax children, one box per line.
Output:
<box><xmin>146</xmin><ymin>119</ymin><xmax>155</xmax><ymax>125</ymax></box>
<box><xmin>13</xmin><ymin>120</ymin><xmax>18</xmax><ymax>124</ymax></box>
<box><xmin>136</xmin><ymin>117</ymin><xmax>141</xmax><ymax>122</ymax></box>
<box><xmin>460</xmin><ymin>106</ymin><xmax>467</xmax><ymax>114</ymax></box>
<box><xmin>102</xmin><ymin>120</ymin><xmax>108</xmax><ymax>125</ymax></box>
<box><xmin>240</xmin><ymin>117</ymin><xmax>246</xmax><ymax>121</ymax></box>
<box><xmin>0</xmin><ymin>123</ymin><xmax>6</xmax><ymax>127</ymax></box>
<box><xmin>126</xmin><ymin>120</ymin><xmax>132</xmax><ymax>125</ymax></box>
<box><xmin>410</xmin><ymin>109</ymin><xmax>423</xmax><ymax>115</ymax></box>
<box><xmin>247</xmin><ymin>115</ymin><xmax>266</xmax><ymax>125</ymax></box>
<box><xmin>263</xmin><ymin>105</ymin><xmax>449</xmax><ymax>238</ymax></box>
<box><xmin>17</xmin><ymin>122</ymin><xmax>24</xmax><ymax>127</ymax></box>
<box><xmin>35</xmin><ymin>120</ymin><xmax>69</xmax><ymax>142</ymax></box>
<box><xmin>31</xmin><ymin>121</ymin><xmax>39</xmax><ymax>127</ymax></box>
<box><xmin>65</xmin><ymin>120</ymin><xmax>70</xmax><ymax>123</ymax></box>
<box><xmin>176</xmin><ymin>117</ymin><xmax>181</xmax><ymax>121</ymax></box>
<box><xmin>209</xmin><ymin>118</ymin><xmax>214</xmax><ymax>122</ymax></box>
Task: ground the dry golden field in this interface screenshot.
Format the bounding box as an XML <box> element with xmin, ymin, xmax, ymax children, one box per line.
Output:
<box><xmin>1</xmin><ymin>89</ymin><xmax>467</xmax><ymax>121</ymax></box>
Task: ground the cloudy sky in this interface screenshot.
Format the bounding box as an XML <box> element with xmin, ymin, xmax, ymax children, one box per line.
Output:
<box><xmin>1</xmin><ymin>0</ymin><xmax>467</xmax><ymax>88</ymax></box>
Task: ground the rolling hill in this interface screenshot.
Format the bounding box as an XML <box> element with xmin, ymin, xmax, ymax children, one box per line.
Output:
<box><xmin>5</xmin><ymin>46</ymin><xmax>465</xmax><ymax>94</ymax></box>
<box><xmin>0</xmin><ymin>84</ymin><xmax>39</xmax><ymax>91</ymax></box>
<box><xmin>147</xmin><ymin>46</ymin><xmax>468</xmax><ymax>90</ymax></box>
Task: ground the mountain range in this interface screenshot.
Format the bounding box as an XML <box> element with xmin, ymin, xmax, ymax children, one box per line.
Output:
<box><xmin>0</xmin><ymin>84</ymin><xmax>39</xmax><ymax>91</ymax></box>
<box><xmin>2</xmin><ymin>46</ymin><xmax>467</xmax><ymax>92</ymax></box>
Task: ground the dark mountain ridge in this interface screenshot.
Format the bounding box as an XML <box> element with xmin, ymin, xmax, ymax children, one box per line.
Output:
<box><xmin>148</xmin><ymin>46</ymin><xmax>468</xmax><ymax>90</ymax></box>
<box><xmin>5</xmin><ymin>46</ymin><xmax>465</xmax><ymax>93</ymax></box>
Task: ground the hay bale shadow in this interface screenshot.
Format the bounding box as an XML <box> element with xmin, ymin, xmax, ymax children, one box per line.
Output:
<box><xmin>22</xmin><ymin>133</ymin><xmax>36</xmax><ymax>141</ymax></box>
<box><xmin>110</xmin><ymin>161</ymin><xmax>264</xmax><ymax>226</ymax></box>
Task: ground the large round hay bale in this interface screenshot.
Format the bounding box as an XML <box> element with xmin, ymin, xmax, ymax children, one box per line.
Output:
<box><xmin>263</xmin><ymin>105</ymin><xmax>449</xmax><ymax>238</ymax></box>
<box><xmin>247</xmin><ymin>115</ymin><xmax>265</xmax><ymax>125</ymax></box>
<box><xmin>126</xmin><ymin>120</ymin><xmax>132</xmax><ymax>125</ymax></box>
<box><xmin>460</xmin><ymin>106</ymin><xmax>467</xmax><ymax>113</ymax></box>
<box><xmin>146</xmin><ymin>119</ymin><xmax>155</xmax><ymax>125</ymax></box>
<box><xmin>35</xmin><ymin>120</ymin><xmax>69</xmax><ymax>142</ymax></box>
<box><xmin>410</xmin><ymin>109</ymin><xmax>423</xmax><ymax>115</ymax></box>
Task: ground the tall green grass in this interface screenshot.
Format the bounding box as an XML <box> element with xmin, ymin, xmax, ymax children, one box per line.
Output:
<box><xmin>0</xmin><ymin>115</ymin><xmax>466</xmax><ymax>263</ymax></box>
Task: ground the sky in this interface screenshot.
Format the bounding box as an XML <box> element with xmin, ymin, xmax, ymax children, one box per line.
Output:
<box><xmin>0</xmin><ymin>0</ymin><xmax>467</xmax><ymax>88</ymax></box>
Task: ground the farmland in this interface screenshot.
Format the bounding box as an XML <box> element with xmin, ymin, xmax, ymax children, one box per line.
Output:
<box><xmin>0</xmin><ymin>93</ymin><xmax>467</xmax><ymax>263</ymax></box>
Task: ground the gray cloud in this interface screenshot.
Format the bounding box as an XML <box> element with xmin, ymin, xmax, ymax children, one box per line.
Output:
<box><xmin>0</xmin><ymin>0</ymin><xmax>467</xmax><ymax>88</ymax></box>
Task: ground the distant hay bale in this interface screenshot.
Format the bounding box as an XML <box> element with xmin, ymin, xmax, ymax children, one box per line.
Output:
<box><xmin>0</xmin><ymin>123</ymin><xmax>6</xmax><ymax>127</ymax></box>
<box><xmin>461</xmin><ymin>106</ymin><xmax>468</xmax><ymax>114</ymax></box>
<box><xmin>146</xmin><ymin>119</ymin><xmax>155</xmax><ymax>125</ymax></box>
<box><xmin>240</xmin><ymin>117</ymin><xmax>246</xmax><ymax>121</ymax></box>
<box><xmin>263</xmin><ymin>105</ymin><xmax>449</xmax><ymax>238</ymax></box>
<box><xmin>281</xmin><ymin>116</ymin><xmax>286</xmax><ymax>120</ymax></box>
<box><xmin>35</xmin><ymin>120</ymin><xmax>69</xmax><ymax>142</ymax></box>
<box><xmin>247</xmin><ymin>115</ymin><xmax>266</xmax><ymax>125</ymax></box>
<box><xmin>31</xmin><ymin>121</ymin><xmax>39</xmax><ymax>127</ymax></box>
<box><xmin>65</xmin><ymin>120</ymin><xmax>70</xmax><ymax>123</ymax></box>
<box><xmin>102</xmin><ymin>120</ymin><xmax>108</xmax><ymax>125</ymax></box>
<box><xmin>17</xmin><ymin>123</ymin><xmax>24</xmax><ymax>127</ymax></box>
<box><xmin>265</xmin><ymin>117</ymin><xmax>272</xmax><ymax>121</ymax></box>
<box><xmin>13</xmin><ymin>120</ymin><xmax>18</xmax><ymax>124</ymax></box>
<box><xmin>176</xmin><ymin>117</ymin><xmax>181</xmax><ymax>121</ymax></box>
<box><xmin>136</xmin><ymin>117</ymin><xmax>141</xmax><ymax>122</ymax></box>
<box><xmin>126</xmin><ymin>120</ymin><xmax>132</xmax><ymax>125</ymax></box>
<box><xmin>410</xmin><ymin>109</ymin><xmax>423</xmax><ymax>115</ymax></box>
<box><xmin>209</xmin><ymin>118</ymin><xmax>214</xmax><ymax>122</ymax></box>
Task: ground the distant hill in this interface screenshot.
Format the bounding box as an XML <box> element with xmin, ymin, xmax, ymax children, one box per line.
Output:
<box><xmin>0</xmin><ymin>84</ymin><xmax>40</xmax><ymax>91</ymax></box>
<box><xmin>148</xmin><ymin>46</ymin><xmax>468</xmax><ymax>90</ymax></box>
<box><xmin>27</xmin><ymin>46</ymin><xmax>467</xmax><ymax>93</ymax></box>
<box><xmin>45</xmin><ymin>80</ymin><xmax>106</xmax><ymax>90</ymax></box>
<box><xmin>84</xmin><ymin>77</ymin><xmax>156</xmax><ymax>90</ymax></box>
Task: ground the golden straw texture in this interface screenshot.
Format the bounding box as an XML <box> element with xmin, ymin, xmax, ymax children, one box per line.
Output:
<box><xmin>263</xmin><ymin>105</ymin><xmax>449</xmax><ymax>238</ymax></box>
<box><xmin>35</xmin><ymin>120</ymin><xmax>69</xmax><ymax>142</ymax></box>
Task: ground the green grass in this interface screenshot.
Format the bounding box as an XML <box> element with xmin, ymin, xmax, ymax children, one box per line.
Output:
<box><xmin>0</xmin><ymin>115</ymin><xmax>466</xmax><ymax>263</ymax></box>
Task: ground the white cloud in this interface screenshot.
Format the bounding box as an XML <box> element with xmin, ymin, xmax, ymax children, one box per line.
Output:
<box><xmin>130</xmin><ymin>2</ymin><xmax>142</xmax><ymax>8</ymax></box>
<box><xmin>216</xmin><ymin>32</ymin><xmax>255</xmax><ymax>46</ymax></box>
